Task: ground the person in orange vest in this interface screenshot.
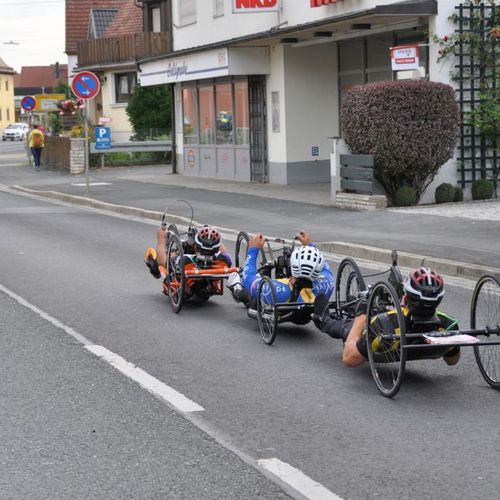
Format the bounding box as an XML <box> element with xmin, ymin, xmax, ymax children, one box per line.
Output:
<box><xmin>28</xmin><ymin>124</ymin><xmax>45</xmax><ymax>171</ymax></box>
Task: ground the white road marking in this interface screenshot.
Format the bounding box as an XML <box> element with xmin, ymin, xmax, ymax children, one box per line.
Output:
<box><xmin>86</xmin><ymin>345</ymin><xmax>204</xmax><ymax>413</ymax></box>
<box><xmin>258</xmin><ymin>458</ymin><xmax>343</xmax><ymax>500</ymax></box>
<box><xmin>71</xmin><ymin>182</ymin><xmax>111</xmax><ymax>187</ymax></box>
<box><xmin>0</xmin><ymin>282</ymin><xmax>204</xmax><ymax>414</ymax></box>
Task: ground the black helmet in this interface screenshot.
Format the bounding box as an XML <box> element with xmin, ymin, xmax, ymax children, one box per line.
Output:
<box><xmin>403</xmin><ymin>267</ymin><xmax>444</xmax><ymax>316</ymax></box>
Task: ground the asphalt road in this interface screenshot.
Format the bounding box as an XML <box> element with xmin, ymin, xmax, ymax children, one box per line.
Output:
<box><xmin>1</xmin><ymin>180</ymin><xmax>499</xmax><ymax>499</ymax></box>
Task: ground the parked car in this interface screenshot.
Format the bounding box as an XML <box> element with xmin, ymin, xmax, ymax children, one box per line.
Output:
<box><xmin>2</xmin><ymin>123</ymin><xmax>29</xmax><ymax>141</ymax></box>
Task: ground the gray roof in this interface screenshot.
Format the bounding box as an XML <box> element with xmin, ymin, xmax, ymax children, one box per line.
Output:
<box><xmin>89</xmin><ymin>8</ymin><xmax>118</xmax><ymax>39</ymax></box>
<box><xmin>0</xmin><ymin>56</ymin><xmax>15</xmax><ymax>74</ymax></box>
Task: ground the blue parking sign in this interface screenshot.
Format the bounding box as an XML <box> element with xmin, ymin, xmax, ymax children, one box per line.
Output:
<box><xmin>95</xmin><ymin>127</ymin><xmax>111</xmax><ymax>150</ymax></box>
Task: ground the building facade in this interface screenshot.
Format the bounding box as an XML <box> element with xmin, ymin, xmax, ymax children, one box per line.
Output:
<box><xmin>140</xmin><ymin>0</ymin><xmax>459</xmax><ymax>202</ymax></box>
<box><xmin>0</xmin><ymin>57</ymin><xmax>16</xmax><ymax>130</ymax></box>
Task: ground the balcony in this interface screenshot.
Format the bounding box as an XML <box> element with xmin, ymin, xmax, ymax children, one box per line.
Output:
<box><xmin>77</xmin><ymin>32</ymin><xmax>171</xmax><ymax>68</ymax></box>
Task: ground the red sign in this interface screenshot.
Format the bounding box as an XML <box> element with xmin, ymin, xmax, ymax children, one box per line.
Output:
<box><xmin>233</xmin><ymin>0</ymin><xmax>278</xmax><ymax>12</ymax></box>
<box><xmin>71</xmin><ymin>71</ymin><xmax>101</xmax><ymax>100</ymax></box>
<box><xmin>391</xmin><ymin>45</ymin><xmax>420</xmax><ymax>71</ymax></box>
<box><xmin>311</xmin><ymin>0</ymin><xmax>341</xmax><ymax>7</ymax></box>
<box><xmin>21</xmin><ymin>95</ymin><xmax>36</xmax><ymax>111</ymax></box>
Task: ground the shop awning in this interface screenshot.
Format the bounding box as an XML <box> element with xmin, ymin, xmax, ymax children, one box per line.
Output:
<box><xmin>140</xmin><ymin>47</ymin><xmax>270</xmax><ymax>86</ymax></box>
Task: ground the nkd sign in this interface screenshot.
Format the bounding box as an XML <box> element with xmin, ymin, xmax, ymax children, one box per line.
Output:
<box><xmin>233</xmin><ymin>0</ymin><xmax>279</xmax><ymax>13</ymax></box>
<box><xmin>310</xmin><ymin>0</ymin><xmax>342</xmax><ymax>6</ymax></box>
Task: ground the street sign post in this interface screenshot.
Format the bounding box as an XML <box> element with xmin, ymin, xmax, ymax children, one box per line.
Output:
<box><xmin>21</xmin><ymin>95</ymin><xmax>36</xmax><ymax>112</ymax></box>
<box><xmin>71</xmin><ymin>71</ymin><xmax>101</xmax><ymax>196</ymax></box>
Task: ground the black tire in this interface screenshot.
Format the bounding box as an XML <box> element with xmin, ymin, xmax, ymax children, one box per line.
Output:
<box><xmin>235</xmin><ymin>231</ymin><xmax>250</xmax><ymax>269</ymax></box>
<box><xmin>471</xmin><ymin>274</ymin><xmax>500</xmax><ymax>389</ymax></box>
<box><xmin>366</xmin><ymin>281</ymin><xmax>406</xmax><ymax>398</ymax></box>
<box><xmin>166</xmin><ymin>233</ymin><xmax>186</xmax><ymax>313</ymax></box>
<box><xmin>257</xmin><ymin>276</ymin><xmax>278</xmax><ymax>345</ymax></box>
<box><xmin>335</xmin><ymin>258</ymin><xmax>367</xmax><ymax>316</ymax></box>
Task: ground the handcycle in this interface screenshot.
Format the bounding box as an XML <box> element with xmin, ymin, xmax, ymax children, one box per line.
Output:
<box><xmin>330</xmin><ymin>253</ymin><xmax>500</xmax><ymax>398</ymax></box>
<box><xmin>159</xmin><ymin>201</ymin><xmax>238</xmax><ymax>314</ymax></box>
<box><xmin>234</xmin><ymin>231</ymin><xmax>334</xmax><ymax>346</ymax></box>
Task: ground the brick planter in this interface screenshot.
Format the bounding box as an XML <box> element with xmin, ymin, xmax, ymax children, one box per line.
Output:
<box><xmin>41</xmin><ymin>136</ymin><xmax>86</xmax><ymax>175</ymax></box>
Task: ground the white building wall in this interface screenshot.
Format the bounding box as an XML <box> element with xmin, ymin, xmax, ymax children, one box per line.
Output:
<box><xmin>266</xmin><ymin>44</ymin><xmax>287</xmax><ymax>166</ymax></box>
<box><xmin>284</xmin><ymin>44</ymin><xmax>338</xmax><ymax>161</ymax></box>
<box><xmin>421</xmin><ymin>0</ymin><xmax>462</xmax><ymax>203</ymax></box>
<box><xmin>100</xmin><ymin>70</ymin><xmax>134</xmax><ymax>142</ymax></box>
<box><xmin>173</xmin><ymin>0</ymin><xmax>404</xmax><ymax>51</ymax></box>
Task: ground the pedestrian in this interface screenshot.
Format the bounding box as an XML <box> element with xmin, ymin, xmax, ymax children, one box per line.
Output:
<box><xmin>29</xmin><ymin>124</ymin><xmax>45</xmax><ymax>171</ymax></box>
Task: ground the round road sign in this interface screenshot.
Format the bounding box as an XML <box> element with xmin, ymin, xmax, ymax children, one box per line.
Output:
<box><xmin>71</xmin><ymin>71</ymin><xmax>101</xmax><ymax>100</ymax></box>
<box><xmin>21</xmin><ymin>95</ymin><xmax>36</xmax><ymax>111</ymax></box>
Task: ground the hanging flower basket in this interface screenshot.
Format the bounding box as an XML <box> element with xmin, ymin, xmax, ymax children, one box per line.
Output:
<box><xmin>57</xmin><ymin>98</ymin><xmax>85</xmax><ymax>115</ymax></box>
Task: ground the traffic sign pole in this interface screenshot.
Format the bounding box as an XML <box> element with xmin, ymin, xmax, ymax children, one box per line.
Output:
<box><xmin>71</xmin><ymin>71</ymin><xmax>101</xmax><ymax>196</ymax></box>
<box><xmin>83</xmin><ymin>104</ymin><xmax>90</xmax><ymax>196</ymax></box>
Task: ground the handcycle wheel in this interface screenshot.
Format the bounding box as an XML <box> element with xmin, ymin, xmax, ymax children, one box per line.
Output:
<box><xmin>471</xmin><ymin>274</ymin><xmax>500</xmax><ymax>389</ymax></box>
<box><xmin>166</xmin><ymin>233</ymin><xmax>186</xmax><ymax>313</ymax></box>
<box><xmin>335</xmin><ymin>258</ymin><xmax>367</xmax><ymax>316</ymax></box>
<box><xmin>257</xmin><ymin>276</ymin><xmax>278</xmax><ymax>345</ymax></box>
<box><xmin>366</xmin><ymin>281</ymin><xmax>406</xmax><ymax>398</ymax></box>
<box><xmin>235</xmin><ymin>231</ymin><xmax>250</xmax><ymax>269</ymax></box>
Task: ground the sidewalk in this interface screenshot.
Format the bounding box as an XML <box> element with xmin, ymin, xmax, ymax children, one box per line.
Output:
<box><xmin>2</xmin><ymin>156</ymin><xmax>500</xmax><ymax>279</ymax></box>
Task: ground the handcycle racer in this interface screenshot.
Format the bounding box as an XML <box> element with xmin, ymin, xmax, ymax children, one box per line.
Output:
<box><xmin>313</xmin><ymin>267</ymin><xmax>461</xmax><ymax>367</ymax></box>
<box><xmin>145</xmin><ymin>224</ymin><xmax>232</xmax><ymax>302</ymax></box>
<box><xmin>229</xmin><ymin>230</ymin><xmax>335</xmax><ymax>318</ymax></box>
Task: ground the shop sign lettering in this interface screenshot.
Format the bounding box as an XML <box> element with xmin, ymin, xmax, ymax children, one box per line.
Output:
<box><xmin>166</xmin><ymin>61</ymin><xmax>188</xmax><ymax>80</ymax></box>
<box><xmin>310</xmin><ymin>0</ymin><xmax>340</xmax><ymax>7</ymax></box>
<box><xmin>233</xmin><ymin>0</ymin><xmax>279</xmax><ymax>13</ymax></box>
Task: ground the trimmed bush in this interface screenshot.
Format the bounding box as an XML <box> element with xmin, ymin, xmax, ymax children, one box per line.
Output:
<box><xmin>471</xmin><ymin>179</ymin><xmax>494</xmax><ymax>200</ymax></box>
<box><xmin>394</xmin><ymin>185</ymin><xmax>417</xmax><ymax>207</ymax></box>
<box><xmin>454</xmin><ymin>186</ymin><xmax>464</xmax><ymax>202</ymax></box>
<box><xmin>435</xmin><ymin>183</ymin><xmax>456</xmax><ymax>204</ymax></box>
<box><xmin>341</xmin><ymin>80</ymin><xmax>459</xmax><ymax>205</ymax></box>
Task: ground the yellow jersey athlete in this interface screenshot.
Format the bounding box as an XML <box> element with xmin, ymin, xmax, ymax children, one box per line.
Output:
<box><xmin>314</xmin><ymin>267</ymin><xmax>460</xmax><ymax>367</ymax></box>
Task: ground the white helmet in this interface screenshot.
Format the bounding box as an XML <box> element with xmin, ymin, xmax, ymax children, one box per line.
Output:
<box><xmin>290</xmin><ymin>245</ymin><xmax>325</xmax><ymax>279</ymax></box>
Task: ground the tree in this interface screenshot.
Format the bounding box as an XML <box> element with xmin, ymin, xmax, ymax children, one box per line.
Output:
<box><xmin>126</xmin><ymin>84</ymin><xmax>171</xmax><ymax>140</ymax></box>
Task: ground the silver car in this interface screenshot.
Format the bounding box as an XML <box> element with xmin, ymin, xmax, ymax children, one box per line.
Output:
<box><xmin>2</xmin><ymin>123</ymin><xmax>29</xmax><ymax>141</ymax></box>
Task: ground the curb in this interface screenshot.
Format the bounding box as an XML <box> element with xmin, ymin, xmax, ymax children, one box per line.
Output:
<box><xmin>10</xmin><ymin>185</ymin><xmax>500</xmax><ymax>281</ymax></box>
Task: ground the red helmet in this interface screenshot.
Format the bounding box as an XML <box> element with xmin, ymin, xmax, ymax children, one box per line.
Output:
<box><xmin>403</xmin><ymin>267</ymin><xmax>444</xmax><ymax>315</ymax></box>
<box><xmin>195</xmin><ymin>225</ymin><xmax>221</xmax><ymax>253</ymax></box>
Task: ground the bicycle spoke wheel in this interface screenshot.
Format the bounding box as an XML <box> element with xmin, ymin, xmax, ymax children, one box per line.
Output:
<box><xmin>257</xmin><ymin>276</ymin><xmax>278</xmax><ymax>345</ymax></box>
<box><xmin>471</xmin><ymin>275</ymin><xmax>500</xmax><ymax>389</ymax></box>
<box><xmin>166</xmin><ymin>233</ymin><xmax>185</xmax><ymax>313</ymax></box>
<box><xmin>335</xmin><ymin>258</ymin><xmax>367</xmax><ymax>316</ymax></box>
<box><xmin>235</xmin><ymin>231</ymin><xmax>250</xmax><ymax>269</ymax></box>
<box><xmin>366</xmin><ymin>281</ymin><xmax>406</xmax><ymax>398</ymax></box>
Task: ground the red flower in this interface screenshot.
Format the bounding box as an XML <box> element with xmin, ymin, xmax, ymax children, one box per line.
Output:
<box><xmin>443</xmin><ymin>35</ymin><xmax>449</xmax><ymax>42</ymax></box>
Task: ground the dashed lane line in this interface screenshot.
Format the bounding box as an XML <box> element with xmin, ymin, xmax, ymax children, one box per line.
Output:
<box><xmin>0</xmin><ymin>281</ymin><xmax>342</xmax><ymax>499</ymax></box>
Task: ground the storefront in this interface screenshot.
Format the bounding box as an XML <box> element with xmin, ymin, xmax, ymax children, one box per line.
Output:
<box><xmin>140</xmin><ymin>46</ymin><xmax>269</xmax><ymax>181</ymax></box>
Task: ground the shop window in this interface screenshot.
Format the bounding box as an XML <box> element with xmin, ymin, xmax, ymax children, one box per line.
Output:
<box><xmin>216</xmin><ymin>83</ymin><xmax>233</xmax><ymax>145</ymax></box>
<box><xmin>395</xmin><ymin>29</ymin><xmax>429</xmax><ymax>81</ymax></box>
<box><xmin>183</xmin><ymin>87</ymin><xmax>199</xmax><ymax>144</ymax></box>
<box><xmin>234</xmin><ymin>80</ymin><xmax>249</xmax><ymax>145</ymax></box>
<box><xmin>178</xmin><ymin>0</ymin><xmax>196</xmax><ymax>26</ymax></box>
<box><xmin>199</xmin><ymin>86</ymin><xmax>215</xmax><ymax>145</ymax></box>
<box><xmin>115</xmin><ymin>72</ymin><xmax>137</xmax><ymax>103</ymax></box>
<box><xmin>214</xmin><ymin>0</ymin><xmax>224</xmax><ymax>17</ymax></box>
